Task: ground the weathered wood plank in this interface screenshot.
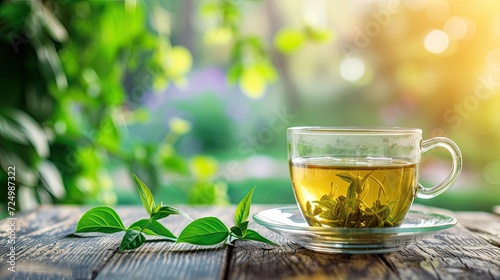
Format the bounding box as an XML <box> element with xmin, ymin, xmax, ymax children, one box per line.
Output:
<box><xmin>229</xmin><ymin>240</ymin><xmax>400</xmax><ymax>280</ymax></box>
<box><xmin>95</xmin><ymin>207</ymin><xmax>234</xmax><ymax>280</ymax></box>
<box><xmin>454</xmin><ymin>211</ymin><xmax>500</xmax><ymax>247</ymax></box>
<box><xmin>381</xmin><ymin>224</ymin><xmax>500</xmax><ymax>280</ymax></box>
<box><xmin>227</xmin><ymin>205</ymin><xmax>500</xmax><ymax>280</ymax></box>
<box><xmin>0</xmin><ymin>206</ymin><xmax>117</xmax><ymax>279</ymax></box>
<box><xmin>0</xmin><ymin>206</ymin><xmax>233</xmax><ymax>280</ymax></box>
<box><xmin>2</xmin><ymin>204</ymin><xmax>500</xmax><ymax>280</ymax></box>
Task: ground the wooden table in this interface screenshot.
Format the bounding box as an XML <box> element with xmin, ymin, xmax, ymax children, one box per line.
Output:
<box><xmin>1</xmin><ymin>204</ymin><xmax>499</xmax><ymax>280</ymax></box>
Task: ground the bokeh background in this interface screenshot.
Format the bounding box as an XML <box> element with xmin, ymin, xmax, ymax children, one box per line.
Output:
<box><xmin>1</xmin><ymin>0</ymin><xmax>499</xmax><ymax>215</ymax></box>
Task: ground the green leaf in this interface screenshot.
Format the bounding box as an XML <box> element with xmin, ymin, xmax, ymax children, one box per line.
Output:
<box><xmin>304</xmin><ymin>26</ymin><xmax>333</xmax><ymax>42</ymax></box>
<box><xmin>240</xmin><ymin>229</ymin><xmax>277</xmax><ymax>246</ymax></box>
<box><xmin>238</xmin><ymin>220</ymin><xmax>249</xmax><ymax>234</ymax></box>
<box><xmin>153</xmin><ymin>204</ymin><xmax>162</xmax><ymax>214</ymax></box>
<box><xmin>151</xmin><ymin>206</ymin><xmax>180</xmax><ymax>221</ymax></box>
<box><xmin>255</xmin><ymin>62</ymin><xmax>278</xmax><ymax>82</ymax></box>
<box><xmin>119</xmin><ymin>228</ymin><xmax>146</xmax><ymax>251</ymax></box>
<box><xmin>2</xmin><ymin>109</ymin><xmax>49</xmax><ymax>157</ymax></box>
<box><xmin>162</xmin><ymin>154</ymin><xmax>190</xmax><ymax>175</ymax></box>
<box><xmin>234</xmin><ymin>186</ymin><xmax>255</xmax><ymax>226</ymax></box>
<box><xmin>169</xmin><ymin>117</ymin><xmax>191</xmax><ymax>135</ymax></box>
<box><xmin>230</xmin><ymin>226</ymin><xmax>243</xmax><ymax>238</ymax></box>
<box><xmin>36</xmin><ymin>1</ymin><xmax>69</xmax><ymax>42</ymax></box>
<box><xmin>273</xmin><ymin>28</ymin><xmax>304</xmax><ymax>54</ymax></box>
<box><xmin>129</xmin><ymin>219</ymin><xmax>176</xmax><ymax>239</ymax></box>
<box><xmin>177</xmin><ymin>217</ymin><xmax>229</xmax><ymax>245</ymax></box>
<box><xmin>239</xmin><ymin>67</ymin><xmax>266</xmax><ymax>99</ymax></box>
<box><xmin>39</xmin><ymin>160</ymin><xmax>66</xmax><ymax>199</ymax></box>
<box><xmin>188</xmin><ymin>181</ymin><xmax>229</xmax><ymax>205</ymax></box>
<box><xmin>336</xmin><ymin>172</ymin><xmax>354</xmax><ymax>183</ymax></box>
<box><xmin>133</xmin><ymin>174</ymin><xmax>155</xmax><ymax>216</ymax></box>
<box><xmin>75</xmin><ymin>206</ymin><xmax>126</xmax><ymax>233</ymax></box>
<box><xmin>227</xmin><ymin>63</ymin><xmax>243</xmax><ymax>84</ymax></box>
<box><xmin>190</xmin><ymin>155</ymin><xmax>218</xmax><ymax>179</ymax></box>
<box><xmin>165</xmin><ymin>46</ymin><xmax>192</xmax><ymax>77</ymax></box>
<box><xmin>0</xmin><ymin>113</ymin><xmax>29</xmax><ymax>145</ymax></box>
<box><xmin>230</xmin><ymin>221</ymin><xmax>249</xmax><ymax>238</ymax></box>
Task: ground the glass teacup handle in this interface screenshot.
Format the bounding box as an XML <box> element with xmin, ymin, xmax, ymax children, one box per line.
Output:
<box><xmin>417</xmin><ymin>137</ymin><xmax>463</xmax><ymax>199</ymax></box>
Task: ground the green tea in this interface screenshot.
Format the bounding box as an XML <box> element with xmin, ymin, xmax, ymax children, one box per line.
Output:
<box><xmin>290</xmin><ymin>157</ymin><xmax>418</xmax><ymax>228</ymax></box>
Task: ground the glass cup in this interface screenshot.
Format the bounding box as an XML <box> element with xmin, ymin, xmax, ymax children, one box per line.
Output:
<box><xmin>287</xmin><ymin>127</ymin><xmax>462</xmax><ymax>228</ymax></box>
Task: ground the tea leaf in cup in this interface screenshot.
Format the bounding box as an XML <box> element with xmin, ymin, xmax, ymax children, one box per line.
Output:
<box><xmin>305</xmin><ymin>170</ymin><xmax>400</xmax><ymax>228</ymax></box>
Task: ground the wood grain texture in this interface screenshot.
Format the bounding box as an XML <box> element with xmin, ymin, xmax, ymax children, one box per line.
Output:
<box><xmin>0</xmin><ymin>204</ymin><xmax>499</xmax><ymax>280</ymax></box>
<box><xmin>454</xmin><ymin>211</ymin><xmax>500</xmax><ymax>247</ymax></box>
<box><xmin>95</xmin><ymin>206</ymin><xmax>234</xmax><ymax>280</ymax></box>
<box><xmin>0</xmin><ymin>206</ymin><xmax>234</xmax><ymax>280</ymax></box>
<box><xmin>380</xmin><ymin>224</ymin><xmax>500</xmax><ymax>280</ymax></box>
<box><xmin>0</xmin><ymin>206</ymin><xmax>117</xmax><ymax>279</ymax></box>
<box><xmin>227</xmin><ymin>205</ymin><xmax>500</xmax><ymax>280</ymax></box>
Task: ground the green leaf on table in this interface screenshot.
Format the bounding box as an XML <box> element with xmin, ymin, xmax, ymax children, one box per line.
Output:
<box><xmin>240</xmin><ymin>229</ymin><xmax>277</xmax><ymax>246</ymax></box>
<box><xmin>75</xmin><ymin>206</ymin><xmax>126</xmax><ymax>233</ymax></box>
<box><xmin>153</xmin><ymin>204</ymin><xmax>162</xmax><ymax>214</ymax></box>
<box><xmin>234</xmin><ymin>186</ymin><xmax>255</xmax><ymax>226</ymax></box>
<box><xmin>230</xmin><ymin>221</ymin><xmax>249</xmax><ymax>238</ymax></box>
<box><xmin>230</xmin><ymin>226</ymin><xmax>242</xmax><ymax>238</ymax></box>
<box><xmin>129</xmin><ymin>219</ymin><xmax>176</xmax><ymax>239</ymax></box>
<box><xmin>151</xmin><ymin>205</ymin><xmax>179</xmax><ymax>221</ymax></box>
<box><xmin>133</xmin><ymin>174</ymin><xmax>155</xmax><ymax>215</ymax></box>
<box><xmin>177</xmin><ymin>217</ymin><xmax>229</xmax><ymax>245</ymax></box>
<box><xmin>119</xmin><ymin>227</ymin><xmax>146</xmax><ymax>251</ymax></box>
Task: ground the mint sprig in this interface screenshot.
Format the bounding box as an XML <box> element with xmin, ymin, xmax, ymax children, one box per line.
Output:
<box><xmin>176</xmin><ymin>186</ymin><xmax>277</xmax><ymax>246</ymax></box>
<box><xmin>75</xmin><ymin>175</ymin><xmax>276</xmax><ymax>251</ymax></box>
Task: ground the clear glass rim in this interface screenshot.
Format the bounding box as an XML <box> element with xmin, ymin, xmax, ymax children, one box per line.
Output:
<box><xmin>287</xmin><ymin>126</ymin><xmax>422</xmax><ymax>135</ymax></box>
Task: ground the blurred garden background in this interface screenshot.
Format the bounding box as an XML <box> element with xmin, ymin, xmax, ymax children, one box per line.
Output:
<box><xmin>1</xmin><ymin>0</ymin><xmax>499</xmax><ymax>215</ymax></box>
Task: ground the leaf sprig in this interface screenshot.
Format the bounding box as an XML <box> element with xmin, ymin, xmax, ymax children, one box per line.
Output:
<box><xmin>75</xmin><ymin>174</ymin><xmax>276</xmax><ymax>251</ymax></box>
<box><xmin>177</xmin><ymin>186</ymin><xmax>276</xmax><ymax>246</ymax></box>
<box><xmin>305</xmin><ymin>171</ymin><xmax>400</xmax><ymax>228</ymax></box>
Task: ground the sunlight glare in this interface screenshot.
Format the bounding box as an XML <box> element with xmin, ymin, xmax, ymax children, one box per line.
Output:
<box><xmin>486</xmin><ymin>48</ymin><xmax>500</xmax><ymax>72</ymax></box>
<box><xmin>444</xmin><ymin>17</ymin><xmax>468</xmax><ymax>39</ymax></box>
<box><xmin>424</xmin><ymin>29</ymin><xmax>449</xmax><ymax>54</ymax></box>
<box><xmin>340</xmin><ymin>56</ymin><xmax>365</xmax><ymax>82</ymax></box>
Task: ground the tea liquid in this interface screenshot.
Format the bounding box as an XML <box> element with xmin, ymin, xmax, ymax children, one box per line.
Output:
<box><xmin>290</xmin><ymin>157</ymin><xmax>418</xmax><ymax>228</ymax></box>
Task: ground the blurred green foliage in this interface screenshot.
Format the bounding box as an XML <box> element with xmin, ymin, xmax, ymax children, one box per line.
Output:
<box><xmin>1</xmin><ymin>0</ymin><xmax>499</xmax><ymax>213</ymax></box>
<box><xmin>0</xmin><ymin>0</ymin><xmax>231</xmax><ymax>213</ymax></box>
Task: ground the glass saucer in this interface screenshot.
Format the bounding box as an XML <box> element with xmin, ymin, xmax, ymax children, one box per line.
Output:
<box><xmin>253</xmin><ymin>206</ymin><xmax>457</xmax><ymax>254</ymax></box>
